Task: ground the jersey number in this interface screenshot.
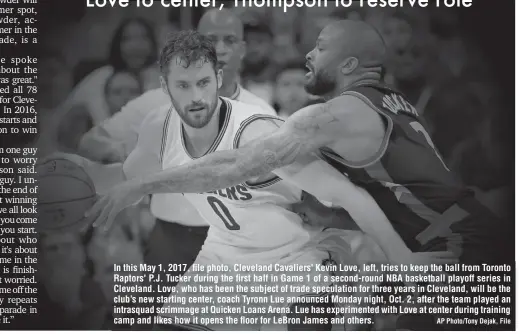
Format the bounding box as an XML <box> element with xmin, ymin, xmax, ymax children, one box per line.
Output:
<box><xmin>207</xmin><ymin>196</ymin><xmax>240</xmax><ymax>230</ymax></box>
<box><xmin>409</xmin><ymin>121</ymin><xmax>450</xmax><ymax>171</ymax></box>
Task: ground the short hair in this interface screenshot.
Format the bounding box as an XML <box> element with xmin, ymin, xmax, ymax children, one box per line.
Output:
<box><xmin>159</xmin><ymin>30</ymin><xmax>218</xmax><ymax>78</ymax></box>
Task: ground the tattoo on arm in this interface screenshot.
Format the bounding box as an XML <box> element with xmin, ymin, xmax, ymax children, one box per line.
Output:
<box><xmin>236</xmin><ymin>131</ymin><xmax>306</xmax><ymax>177</ymax></box>
<box><xmin>140</xmin><ymin>128</ymin><xmax>308</xmax><ymax>195</ymax></box>
<box><xmin>291</xmin><ymin>104</ymin><xmax>338</xmax><ymax>134</ymax></box>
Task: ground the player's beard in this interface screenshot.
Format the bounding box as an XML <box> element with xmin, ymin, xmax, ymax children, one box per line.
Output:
<box><xmin>170</xmin><ymin>92</ymin><xmax>219</xmax><ymax>129</ymax></box>
<box><xmin>304</xmin><ymin>67</ymin><xmax>336</xmax><ymax>96</ymax></box>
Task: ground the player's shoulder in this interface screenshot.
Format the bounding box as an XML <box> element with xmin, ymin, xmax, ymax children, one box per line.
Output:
<box><xmin>339</xmin><ymin>84</ymin><xmax>418</xmax><ymax>117</ymax></box>
<box><xmin>279</xmin><ymin>97</ymin><xmax>378</xmax><ymax>142</ymax></box>
<box><xmin>318</xmin><ymin>94</ymin><xmax>385</xmax><ymax>125</ymax></box>
<box><xmin>223</xmin><ymin>96</ymin><xmax>268</xmax><ymax>119</ymax></box>
<box><xmin>326</xmin><ymin>94</ymin><xmax>370</xmax><ymax>111</ymax></box>
<box><xmin>139</xmin><ymin>103</ymin><xmax>173</xmax><ymax>134</ymax></box>
<box><xmin>234</xmin><ymin>115</ymin><xmax>283</xmax><ymax>149</ymax></box>
<box><xmin>134</xmin><ymin>103</ymin><xmax>174</xmax><ymax>156</ymax></box>
<box><xmin>281</xmin><ymin>101</ymin><xmax>327</xmax><ymax>129</ymax></box>
<box><xmin>222</xmin><ymin>97</ymin><xmax>282</xmax><ymax>149</ymax></box>
<box><xmin>235</xmin><ymin>86</ymin><xmax>277</xmax><ymax>116</ymax></box>
<box><xmin>226</xmin><ymin>97</ymin><xmax>282</xmax><ymax>128</ymax></box>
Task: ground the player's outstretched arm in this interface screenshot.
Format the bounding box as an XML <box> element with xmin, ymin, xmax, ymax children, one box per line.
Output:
<box><xmin>143</xmin><ymin>103</ymin><xmax>339</xmax><ymax>191</ymax></box>
<box><xmin>87</xmin><ymin>100</ymin><xmax>459</xmax><ymax>267</ymax></box>
<box><xmin>86</xmin><ymin>103</ymin><xmax>336</xmax><ymax>229</ymax></box>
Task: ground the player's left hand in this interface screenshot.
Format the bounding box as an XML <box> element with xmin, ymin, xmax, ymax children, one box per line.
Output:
<box><xmin>85</xmin><ymin>179</ymin><xmax>145</xmax><ymax>232</ymax></box>
<box><xmin>292</xmin><ymin>191</ymin><xmax>360</xmax><ymax>230</ymax></box>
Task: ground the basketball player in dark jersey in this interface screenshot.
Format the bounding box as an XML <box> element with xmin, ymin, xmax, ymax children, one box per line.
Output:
<box><xmin>89</xmin><ymin>21</ymin><xmax>508</xmax><ymax>330</ymax></box>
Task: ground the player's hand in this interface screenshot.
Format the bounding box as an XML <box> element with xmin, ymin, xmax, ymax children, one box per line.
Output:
<box><xmin>85</xmin><ymin>179</ymin><xmax>145</xmax><ymax>232</ymax></box>
<box><xmin>292</xmin><ymin>191</ymin><xmax>359</xmax><ymax>230</ymax></box>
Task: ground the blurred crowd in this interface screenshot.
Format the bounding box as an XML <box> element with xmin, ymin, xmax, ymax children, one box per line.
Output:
<box><xmin>35</xmin><ymin>4</ymin><xmax>513</xmax><ymax>329</ymax></box>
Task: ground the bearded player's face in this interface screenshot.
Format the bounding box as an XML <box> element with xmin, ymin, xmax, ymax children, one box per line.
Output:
<box><xmin>163</xmin><ymin>57</ymin><xmax>222</xmax><ymax>129</ymax></box>
<box><xmin>304</xmin><ymin>29</ymin><xmax>338</xmax><ymax>96</ymax></box>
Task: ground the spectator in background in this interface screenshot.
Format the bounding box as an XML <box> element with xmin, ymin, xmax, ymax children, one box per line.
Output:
<box><xmin>241</xmin><ymin>22</ymin><xmax>276</xmax><ymax>105</ymax></box>
<box><xmin>108</xmin><ymin>18</ymin><xmax>158</xmax><ymax>89</ymax></box>
<box><xmin>64</xmin><ymin>18</ymin><xmax>159</xmax><ymax>126</ymax></box>
<box><xmin>271</xmin><ymin>33</ymin><xmax>301</xmax><ymax>69</ymax></box>
<box><xmin>104</xmin><ymin>70</ymin><xmax>143</xmax><ymax>116</ymax></box>
<box><xmin>377</xmin><ymin>10</ymin><xmax>414</xmax><ymax>53</ymax></box>
<box><xmin>36</xmin><ymin>51</ymin><xmax>91</xmax><ymax>156</ymax></box>
<box><xmin>57</xmin><ymin>71</ymin><xmax>144</xmax><ymax>153</ymax></box>
<box><xmin>385</xmin><ymin>32</ymin><xmax>444</xmax><ymax>115</ymax></box>
<box><xmin>273</xmin><ymin>61</ymin><xmax>310</xmax><ymax>119</ymax></box>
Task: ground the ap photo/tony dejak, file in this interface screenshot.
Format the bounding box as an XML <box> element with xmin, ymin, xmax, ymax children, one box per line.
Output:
<box><xmin>0</xmin><ymin>0</ymin><xmax>515</xmax><ymax>331</ymax></box>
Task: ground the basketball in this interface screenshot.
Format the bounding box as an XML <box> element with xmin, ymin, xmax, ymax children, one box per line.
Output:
<box><xmin>37</xmin><ymin>158</ymin><xmax>97</xmax><ymax>233</ymax></box>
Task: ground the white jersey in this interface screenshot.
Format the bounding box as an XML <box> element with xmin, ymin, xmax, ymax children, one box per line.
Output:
<box><xmin>85</xmin><ymin>86</ymin><xmax>275</xmax><ymax>226</ymax></box>
<box><xmin>160</xmin><ymin>97</ymin><xmax>316</xmax><ymax>258</ymax></box>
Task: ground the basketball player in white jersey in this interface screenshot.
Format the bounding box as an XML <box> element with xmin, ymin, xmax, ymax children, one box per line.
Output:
<box><xmin>118</xmin><ymin>29</ymin><xmax>385</xmax><ymax>331</ymax></box>
<box><xmin>82</xmin><ymin>24</ymin><xmax>457</xmax><ymax>331</ymax></box>
<box><xmin>76</xmin><ymin>10</ymin><xmax>277</xmax><ymax>327</ymax></box>
<box><xmin>78</xmin><ymin>8</ymin><xmax>274</xmax><ymax>161</ymax></box>
<box><xmin>36</xmin><ymin>30</ymin><xmax>384</xmax><ymax>330</ymax></box>
<box><xmin>42</xmin><ymin>29</ymin><xmax>381</xmax><ymax>329</ymax></box>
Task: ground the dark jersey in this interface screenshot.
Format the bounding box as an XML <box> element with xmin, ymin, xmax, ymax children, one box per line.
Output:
<box><xmin>320</xmin><ymin>84</ymin><xmax>497</xmax><ymax>259</ymax></box>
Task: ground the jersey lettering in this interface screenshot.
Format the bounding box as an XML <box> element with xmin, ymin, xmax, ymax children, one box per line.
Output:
<box><xmin>204</xmin><ymin>185</ymin><xmax>253</xmax><ymax>201</ymax></box>
<box><xmin>382</xmin><ymin>93</ymin><xmax>418</xmax><ymax>117</ymax></box>
<box><xmin>207</xmin><ymin>196</ymin><xmax>241</xmax><ymax>230</ymax></box>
